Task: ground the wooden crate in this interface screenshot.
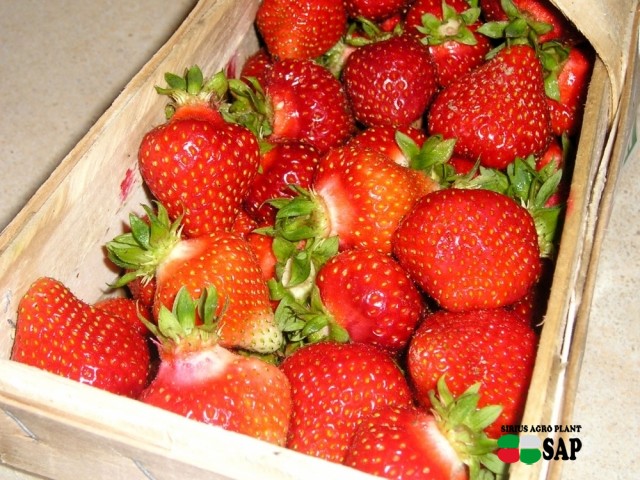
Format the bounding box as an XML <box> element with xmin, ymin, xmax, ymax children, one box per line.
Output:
<box><xmin>0</xmin><ymin>0</ymin><xmax>638</xmax><ymax>478</ymax></box>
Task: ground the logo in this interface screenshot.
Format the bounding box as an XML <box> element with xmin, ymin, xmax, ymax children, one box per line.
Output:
<box><xmin>497</xmin><ymin>434</ymin><xmax>542</xmax><ymax>464</ymax></box>
<box><xmin>497</xmin><ymin>426</ymin><xmax>583</xmax><ymax>464</ymax></box>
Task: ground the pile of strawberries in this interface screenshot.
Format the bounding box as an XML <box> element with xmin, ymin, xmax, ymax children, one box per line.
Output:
<box><xmin>11</xmin><ymin>0</ymin><xmax>594</xmax><ymax>478</ymax></box>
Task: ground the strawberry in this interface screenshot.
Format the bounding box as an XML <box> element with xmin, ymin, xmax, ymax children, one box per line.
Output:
<box><xmin>106</xmin><ymin>204</ymin><xmax>282</xmax><ymax>354</ymax></box>
<box><xmin>230</xmin><ymin>208</ymin><xmax>259</xmax><ymax>239</ymax></box>
<box><xmin>344</xmin><ymin>379</ymin><xmax>505</xmax><ymax>479</ymax></box>
<box><xmin>541</xmin><ymin>42</ymin><xmax>594</xmax><ymax>136</ymax></box>
<box><xmin>154</xmin><ymin>236</ymin><xmax>281</xmax><ymax>353</ymax></box>
<box><xmin>94</xmin><ymin>297</ymin><xmax>152</xmax><ymax>337</ymax></box>
<box><xmin>255</xmin><ymin>0</ymin><xmax>347</xmax><ymax>60</ymax></box>
<box><xmin>313</xmin><ymin>248</ymin><xmax>426</xmax><ymax>354</ymax></box>
<box><xmin>427</xmin><ymin>44</ymin><xmax>552</xmax><ymax>170</ymax></box>
<box><xmin>407</xmin><ymin>308</ymin><xmax>538</xmax><ymax>439</ymax></box>
<box><xmin>275</xmin><ymin>143</ymin><xmax>439</xmax><ymax>254</ymax></box>
<box><xmin>11</xmin><ymin>277</ymin><xmax>151</xmax><ymax>398</ymax></box>
<box><xmin>343</xmin><ymin>0</ymin><xmax>412</xmax><ymax>21</ymax></box>
<box><xmin>360</xmin><ymin>129</ymin><xmax>475</xmax><ymax>190</ymax></box>
<box><xmin>480</xmin><ymin>0</ymin><xmax>581</xmax><ymax>45</ymax></box>
<box><xmin>127</xmin><ymin>275</ymin><xmax>157</xmax><ymax>311</ymax></box>
<box><xmin>347</xmin><ymin>124</ymin><xmax>427</xmax><ymax>167</ymax></box>
<box><xmin>243</xmin><ymin>142</ymin><xmax>321</xmax><ymax>224</ymax></box>
<box><xmin>405</xmin><ymin>0</ymin><xmax>492</xmax><ymax>87</ymax></box>
<box><xmin>240</xmin><ymin>47</ymin><xmax>273</xmax><ymax>88</ymax></box>
<box><xmin>138</xmin><ymin>288</ymin><xmax>291</xmax><ymax>445</ymax></box>
<box><xmin>280</xmin><ymin>341</ymin><xmax>413</xmax><ymax>463</ymax></box>
<box><xmin>139</xmin><ymin>66</ymin><xmax>260</xmax><ymax>238</ymax></box>
<box><xmin>462</xmin><ymin>152</ymin><xmax>565</xmax><ymax>256</ymax></box>
<box><xmin>449</xmin><ymin>155</ymin><xmax>479</xmax><ymax>175</ymax></box>
<box><xmin>536</xmin><ymin>136</ymin><xmax>564</xmax><ymax>172</ymax></box>
<box><xmin>224</xmin><ymin>58</ymin><xmax>355</xmax><ymax>153</ymax></box>
<box><xmin>393</xmin><ymin>188</ymin><xmax>542</xmax><ymax>311</ymax></box>
<box><xmin>342</xmin><ymin>34</ymin><xmax>438</xmax><ymax>127</ymax></box>
<box><xmin>246</xmin><ymin>229</ymin><xmax>278</xmax><ymax>282</ymax></box>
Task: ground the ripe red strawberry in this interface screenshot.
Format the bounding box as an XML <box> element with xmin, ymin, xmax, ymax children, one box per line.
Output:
<box><xmin>230</xmin><ymin>208</ymin><xmax>259</xmax><ymax>239</ymax></box>
<box><xmin>106</xmin><ymin>204</ymin><xmax>282</xmax><ymax>354</ymax></box>
<box><xmin>393</xmin><ymin>188</ymin><xmax>541</xmax><ymax>311</ymax></box>
<box><xmin>139</xmin><ymin>288</ymin><xmax>291</xmax><ymax>445</ymax></box>
<box><xmin>280</xmin><ymin>341</ymin><xmax>413</xmax><ymax>463</ymax></box>
<box><xmin>428</xmin><ymin>44</ymin><xmax>552</xmax><ymax>170</ymax></box>
<box><xmin>11</xmin><ymin>277</ymin><xmax>151</xmax><ymax>398</ymax></box>
<box><xmin>343</xmin><ymin>0</ymin><xmax>412</xmax><ymax>21</ymax></box>
<box><xmin>452</xmin><ymin>153</ymin><xmax>565</xmax><ymax>257</ymax></box>
<box><xmin>349</xmin><ymin>127</ymin><xmax>469</xmax><ymax>188</ymax></box>
<box><xmin>407</xmin><ymin>308</ymin><xmax>538</xmax><ymax>439</ymax></box>
<box><xmin>314</xmin><ymin>248</ymin><xmax>426</xmax><ymax>354</ymax></box>
<box><xmin>246</xmin><ymin>229</ymin><xmax>278</xmax><ymax>282</ymax></box>
<box><xmin>405</xmin><ymin>0</ymin><xmax>492</xmax><ymax>87</ymax></box>
<box><xmin>344</xmin><ymin>379</ymin><xmax>505</xmax><ymax>479</ymax></box>
<box><xmin>94</xmin><ymin>297</ymin><xmax>152</xmax><ymax>337</ymax></box>
<box><xmin>225</xmin><ymin>58</ymin><xmax>355</xmax><ymax>153</ymax></box>
<box><xmin>272</xmin><ymin>143</ymin><xmax>438</xmax><ymax>254</ymax></box>
<box><xmin>154</xmin><ymin>234</ymin><xmax>282</xmax><ymax>354</ymax></box>
<box><xmin>127</xmin><ymin>275</ymin><xmax>157</xmax><ymax>311</ymax></box>
<box><xmin>139</xmin><ymin>67</ymin><xmax>260</xmax><ymax>238</ymax></box>
<box><xmin>542</xmin><ymin>43</ymin><xmax>594</xmax><ymax>136</ymax></box>
<box><xmin>536</xmin><ymin>136</ymin><xmax>564</xmax><ymax>172</ymax></box>
<box><xmin>480</xmin><ymin>0</ymin><xmax>581</xmax><ymax>45</ymax></box>
<box><xmin>449</xmin><ymin>155</ymin><xmax>479</xmax><ymax>175</ymax></box>
<box><xmin>244</xmin><ymin>142</ymin><xmax>321</xmax><ymax>224</ymax></box>
<box><xmin>240</xmin><ymin>48</ymin><xmax>273</xmax><ymax>88</ymax></box>
<box><xmin>342</xmin><ymin>34</ymin><xmax>438</xmax><ymax>127</ymax></box>
<box><xmin>347</xmin><ymin>124</ymin><xmax>427</xmax><ymax>167</ymax></box>
<box><xmin>255</xmin><ymin>0</ymin><xmax>347</xmax><ymax>60</ymax></box>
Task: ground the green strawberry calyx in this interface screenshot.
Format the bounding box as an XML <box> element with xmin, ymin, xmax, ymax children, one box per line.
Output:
<box><xmin>146</xmin><ymin>286</ymin><xmax>225</xmax><ymax>354</ymax></box>
<box><xmin>429</xmin><ymin>376</ymin><xmax>507</xmax><ymax>480</ymax></box>
<box><xmin>218</xmin><ymin>74</ymin><xmax>275</xmax><ymax>153</ymax></box>
<box><xmin>478</xmin><ymin>0</ymin><xmax>553</xmax><ymax>56</ymax></box>
<box><xmin>155</xmin><ymin>65</ymin><xmax>229</xmax><ymax>119</ymax></box>
<box><xmin>106</xmin><ymin>202</ymin><xmax>182</xmax><ymax>288</ymax></box>
<box><xmin>537</xmin><ymin>41</ymin><xmax>571</xmax><ymax>101</ymax></box>
<box><xmin>417</xmin><ymin>0</ymin><xmax>482</xmax><ymax>46</ymax></box>
<box><xmin>265</xmin><ymin>185</ymin><xmax>334</xmax><ymax>243</ymax></box>
<box><xmin>396</xmin><ymin>131</ymin><xmax>459</xmax><ymax>185</ymax></box>
<box><xmin>254</xmin><ymin>198</ymin><xmax>344</xmax><ymax>356</ymax></box>
<box><xmin>271</xmin><ymin>284</ymin><xmax>350</xmax><ymax>357</ymax></box>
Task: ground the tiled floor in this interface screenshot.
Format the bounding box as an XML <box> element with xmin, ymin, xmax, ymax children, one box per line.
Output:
<box><xmin>0</xmin><ymin>1</ymin><xmax>638</xmax><ymax>479</ymax></box>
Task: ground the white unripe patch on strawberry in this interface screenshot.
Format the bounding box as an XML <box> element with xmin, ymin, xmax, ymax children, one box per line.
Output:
<box><xmin>164</xmin><ymin>345</ymin><xmax>234</xmax><ymax>388</ymax></box>
<box><xmin>314</xmin><ymin>179</ymin><xmax>350</xmax><ymax>238</ymax></box>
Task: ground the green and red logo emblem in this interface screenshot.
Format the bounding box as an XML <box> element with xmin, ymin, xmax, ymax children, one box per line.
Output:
<box><xmin>497</xmin><ymin>434</ymin><xmax>542</xmax><ymax>464</ymax></box>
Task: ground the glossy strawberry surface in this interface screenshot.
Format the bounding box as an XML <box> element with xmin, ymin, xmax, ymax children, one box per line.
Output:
<box><xmin>428</xmin><ymin>44</ymin><xmax>552</xmax><ymax>169</ymax></box>
<box><xmin>393</xmin><ymin>188</ymin><xmax>541</xmax><ymax>311</ymax></box>
<box><xmin>12</xmin><ymin>277</ymin><xmax>151</xmax><ymax>398</ymax></box>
